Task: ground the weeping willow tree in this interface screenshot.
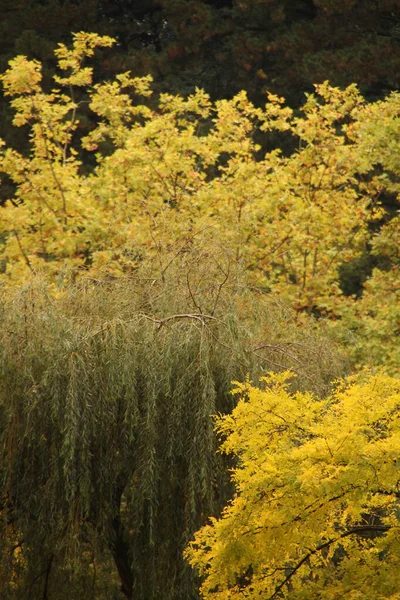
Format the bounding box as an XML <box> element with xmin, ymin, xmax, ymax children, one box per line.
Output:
<box><xmin>0</xmin><ymin>250</ymin><xmax>347</xmax><ymax>599</ymax></box>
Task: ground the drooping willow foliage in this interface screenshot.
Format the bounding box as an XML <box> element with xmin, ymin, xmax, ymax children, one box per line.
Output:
<box><xmin>0</xmin><ymin>252</ymin><xmax>347</xmax><ymax>599</ymax></box>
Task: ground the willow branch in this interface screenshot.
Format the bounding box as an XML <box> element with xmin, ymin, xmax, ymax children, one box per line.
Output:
<box><xmin>140</xmin><ymin>312</ymin><xmax>218</xmax><ymax>329</ymax></box>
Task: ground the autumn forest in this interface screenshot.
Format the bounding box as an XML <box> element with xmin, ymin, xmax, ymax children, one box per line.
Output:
<box><xmin>0</xmin><ymin>2</ymin><xmax>400</xmax><ymax>599</ymax></box>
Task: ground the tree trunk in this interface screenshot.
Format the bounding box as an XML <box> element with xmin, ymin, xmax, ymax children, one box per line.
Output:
<box><xmin>110</xmin><ymin>513</ymin><xmax>134</xmax><ymax>600</ymax></box>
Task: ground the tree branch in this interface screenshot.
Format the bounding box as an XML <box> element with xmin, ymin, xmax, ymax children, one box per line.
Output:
<box><xmin>139</xmin><ymin>312</ymin><xmax>218</xmax><ymax>329</ymax></box>
<box><xmin>13</xmin><ymin>229</ymin><xmax>34</xmax><ymax>273</ymax></box>
<box><xmin>268</xmin><ymin>524</ymin><xmax>393</xmax><ymax>599</ymax></box>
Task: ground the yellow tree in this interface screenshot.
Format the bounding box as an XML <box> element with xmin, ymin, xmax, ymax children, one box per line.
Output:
<box><xmin>186</xmin><ymin>371</ymin><xmax>400</xmax><ymax>599</ymax></box>
<box><xmin>1</xmin><ymin>33</ymin><xmax>400</xmax><ymax>371</ymax></box>
<box><xmin>0</xmin><ymin>32</ymin><xmax>114</xmax><ymax>282</ymax></box>
<box><xmin>0</xmin><ymin>33</ymin><xmax>391</xmax><ymax>298</ymax></box>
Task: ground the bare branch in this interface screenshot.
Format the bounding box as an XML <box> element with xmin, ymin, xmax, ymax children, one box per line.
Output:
<box><xmin>186</xmin><ymin>272</ymin><xmax>204</xmax><ymax>314</ymax></box>
<box><xmin>211</xmin><ymin>260</ymin><xmax>230</xmax><ymax>316</ymax></box>
<box><xmin>139</xmin><ymin>312</ymin><xmax>218</xmax><ymax>329</ymax></box>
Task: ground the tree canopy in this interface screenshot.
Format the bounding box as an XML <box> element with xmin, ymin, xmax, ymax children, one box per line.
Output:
<box><xmin>0</xmin><ymin>33</ymin><xmax>399</xmax><ymax>371</ymax></box>
<box><xmin>0</xmin><ymin>29</ymin><xmax>399</xmax><ymax>600</ymax></box>
<box><xmin>0</xmin><ymin>0</ymin><xmax>399</xmax><ymax>173</ymax></box>
<box><xmin>186</xmin><ymin>370</ymin><xmax>400</xmax><ymax>599</ymax></box>
<box><xmin>0</xmin><ymin>257</ymin><xmax>344</xmax><ymax>599</ymax></box>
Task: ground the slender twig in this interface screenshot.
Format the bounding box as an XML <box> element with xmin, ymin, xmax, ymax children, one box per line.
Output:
<box><xmin>62</xmin><ymin>85</ymin><xmax>77</xmax><ymax>167</ymax></box>
<box><xmin>252</xmin><ymin>344</ymin><xmax>303</xmax><ymax>365</ymax></box>
<box><xmin>159</xmin><ymin>240</ymin><xmax>192</xmax><ymax>279</ymax></box>
<box><xmin>39</xmin><ymin>122</ymin><xmax>68</xmax><ymax>222</ymax></box>
<box><xmin>243</xmin><ymin>491</ymin><xmax>351</xmax><ymax>538</ymax></box>
<box><xmin>211</xmin><ymin>262</ymin><xmax>230</xmax><ymax>316</ymax></box>
<box><xmin>13</xmin><ymin>230</ymin><xmax>34</xmax><ymax>273</ymax></box>
<box><xmin>149</xmin><ymin>162</ymin><xmax>175</xmax><ymax>200</ymax></box>
<box><xmin>29</xmin><ymin>96</ymin><xmax>67</xmax><ymax>220</ymax></box>
<box><xmin>186</xmin><ymin>272</ymin><xmax>204</xmax><ymax>314</ymax></box>
<box><xmin>268</xmin><ymin>525</ymin><xmax>393</xmax><ymax>600</ymax></box>
<box><xmin>21</xmin><ymin>172</ymin><xmax>59</xmax><ymax>218</ymax></box>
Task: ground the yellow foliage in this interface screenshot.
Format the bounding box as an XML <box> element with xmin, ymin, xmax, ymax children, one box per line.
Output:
<box><xmin>185</xmin><ymin>371</ymin><xmax>400</xmax><ymax>599</ymax></box>
<box><xmin>0</xmin><ymin>33</ymin><xmax>400</xmax><ymax>370</ymax></box>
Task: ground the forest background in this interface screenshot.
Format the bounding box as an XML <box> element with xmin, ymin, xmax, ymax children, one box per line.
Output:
<box><xmin>0</xmin><ymin>1</ymin><xmax>399</xmax><ymax>599</ymax></box>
